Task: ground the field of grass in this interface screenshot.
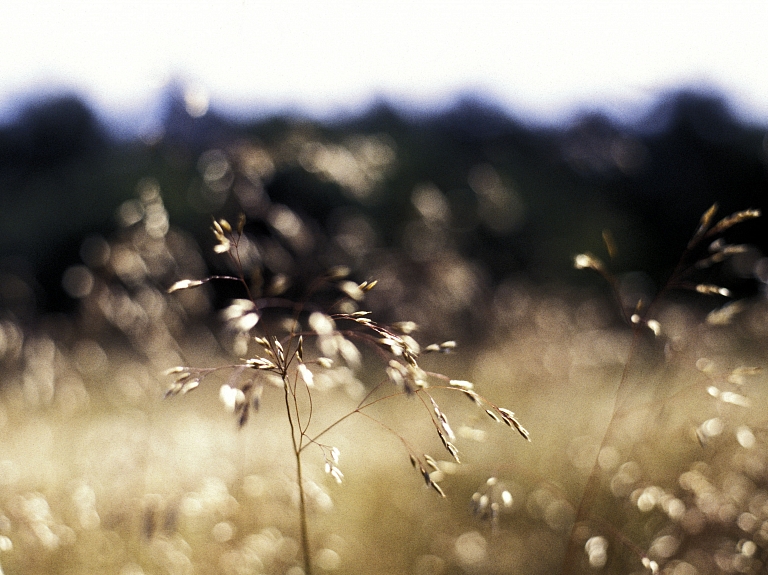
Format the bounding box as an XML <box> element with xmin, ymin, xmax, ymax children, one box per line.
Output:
<box><xmin>1</xmin><ymin>163</ymin><xmax>766</xmax><ymax>574</ymax></box>
<box><xmin>2</xmin><ymin>278</ymin><xmax>768</xmax><ymax>575</ymax></box>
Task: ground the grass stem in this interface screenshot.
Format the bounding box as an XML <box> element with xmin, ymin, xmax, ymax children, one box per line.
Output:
<box><xmin>284</xmin><ymin>374</ymin><xmax>313</xmax><ymax>575</ymax></box>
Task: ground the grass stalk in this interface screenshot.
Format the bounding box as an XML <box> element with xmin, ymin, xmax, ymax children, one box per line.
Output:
<box><xmin>564</xmin><ymin>204</ymin><xmax>761</xmax><ymax>574</ymax></box>
<box><xmin>166</xmin><ymin>214</ymin><xmax>530</xmax><ymax>574</ymax></box>
<box><xmin>286</xmin><ymin>388</ymin><xmax>313</xmax><ymax>575</ymax></box>
<box><xmin>279</xmin><ymin>347</ymin><xmax>313</xmax><ymax>575</ymax></box>
<box><xmin>561</xmin><ymin>327</ymin><xmax>643</xmax><ymax>574</ymax></box>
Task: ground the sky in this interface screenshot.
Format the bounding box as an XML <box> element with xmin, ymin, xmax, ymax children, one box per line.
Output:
<box><xmin>2</xmin><ymin>1</ymin><xmax>768</xmax><ymax>131</ymax></box>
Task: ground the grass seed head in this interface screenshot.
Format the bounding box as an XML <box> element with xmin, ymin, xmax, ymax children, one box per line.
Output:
<box><xmin>437</xmin><ymin>429</ymin><xmax>460</xmax><ymax>463</ymax></box>
<box><xmin>688</xmin><ymin>203</ymin><xmax>719</xmax><ymax>247</ymax></box>
<box><xmin>164</xmin><ymin>371</ymin><xmax>200</xmax><ymax>397</ymax></box>
<box><xmin>167</xmin><ymin>279</ymin><xmax>205</xmax><ymax>293</ymax></box>
<box><xmin>449</xmin><ymin>379</ymin><xmax>474</xmax><ymax>390</ymax></box>
<box><xmin>212</xmin><ymin>219</ymin><xmax>232</xmax><ymax>253</ymax></box>
<box><xmin>497</xmin><ymin>408</ymin><xmax>531</xmax><ymax>441</ymax></box>
<box><xmin>708</xmin><ymin>208</ymin><xmax>761</xmax><ymax>236</ymax></box>
<box><xmin>695</xmin><ymin>284</ymin><xmax>732</xmax><ymax>297</ymax></box>
<box><xmin>431</xmin><ymin>482</ymin><xmax>446</xmax><ymax>498</ymax></box>
<box><xmin>246</xmin><ymin>357</ymin><xmax>278</xmax><ymax>370</ymax></box>
<box><xmin>602</xmin><ymin>229</ymin><xmax>618</xmax><ymax>259</ymax></box>
<box><xmin>325</xmin><ymin>462</ymin><xmax>344</xmax><ymax>484</ymax></box>
<box><xmin>161</xmin><ymin>209</ymin><xmax>534</xmax><ymax>570</ymax></box>
<box><xmin>486</xmin><ymin>409</ymin><xmax>502</xmax><ymax>422</ymax></box>
<box><xmin>574</xmin><ymin>253</ymin><xmax>605</xmax><ymax>272</ymax></box>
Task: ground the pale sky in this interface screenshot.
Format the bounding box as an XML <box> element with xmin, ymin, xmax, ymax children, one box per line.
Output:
<box><xmin>2</xmin><ymin>1</ymin><xmax>768</xmax><ymax>129</ymax></box>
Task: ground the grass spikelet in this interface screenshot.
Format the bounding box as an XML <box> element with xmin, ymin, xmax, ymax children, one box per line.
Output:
<box><xmin>246</xmin><ymin>357</ymin><xmax>278</xmax><ymax>370</ymax></box>
<box><xmin>273</xmin><ymin>338</ymin><xmax>285</xmax><ymax>363</ymax></box>
<box><xmin>297</xmin><ymin>363</ymin><xmax>314</xmax><ymax>387</ymax></box>
<box><xmin>430</xmin><ymin>397</ymin><xmax>456</xmax><ymax>440</ymax></box>
<box><xmin>212</xmin><ymin>218</ymin><xmax>231</xmax><ymax>253</ymax></box>
<box><xmin>688</xmin><ymin>202</ymin><xmax>719</xmax><ymax>248</ymax></box>
<box><xmin>695</xmin><ymin>244</ymin><xmax>748</xmax><ymax>268</ymax></box>
<box><xmin>424</xmin><ymin>454</ymin><xmax>440</xmax><ymax>471</ymax></box>
<box><xmin>326</xmin><ymin>265</ymin><xmax>351</xmax><ymax>280</ymax></box>
<box><xmin>449</xmin><ymin>379</ymin><xmax>474</xmax><ymax>390</ymax></box>
<box><xmin>431</xmin><ymin>481</ymin><xmax>446</xmax><ymax>498</ymax></box>
<box><xmin>425</xmin><ymin>340</ymin><xmax>458</xmax><ymax>353</ymax></box>
<box><xmin>695</xmin><ymin>284</ymin><xmax>732</xmax><ymax>297</ymax></box>
<box><xmin>497</xmin><ymin>407</ymin><xmax>531</xmax><ymax>441</ymax></box>
<box><xmin>237</xmin><ymin>404</ymin><xmax>250</xmax><ymax>427</ymax></box>
<box><xmin>164</xmin><ymin>371</ymin><xmax>200</xmax><ymax>397</ymax></box>
<box><xmin>485</xmin><ymin>409</ymin><xmax>502</xmax><ymax>422</ymax></box>
<box><xmin>167</xmin><ymin>279</ymin><xmax>206</xmax><ymax>292</ymax></box>
<box><xmin>436</xmin><ymin>428</ymin><xmax>460</xmax><ymax>462</ymax></box>
<box><xmin>574</xmin><ymin>253</ymin><xmax>605</xmax><ymax>272</ymax></box>
<box><xmin>164</xmin><ymin>366</ymin><xmax>186</xmax><ymax>375</ymax></box>
<box><xmin>462</xmin><ymin>389</ymin><xmax>482</xmax><ymax>405</ymax></box>
<box><xmin>602</xmin><ymin>229</ymin><xmax>618</xmax><ymax>259</ymax></box>
<box><xmin>219</xmin><ymin>384</ymin><xmax>246</xmax><ymax>413</ymax></box>
<box><xmin>707</xmin><ymin>208</ymin><xmax>761</xmax><ymax>236</ymax></box>
<box><xmin>324</xmin><ymin>461</ymin><xmax>344</xmax><ymax>484</ymax></box>
<box><xmin>415</xmin><ymin>457</ymin><xmax>446</xmax><ymax>498</ymax></box>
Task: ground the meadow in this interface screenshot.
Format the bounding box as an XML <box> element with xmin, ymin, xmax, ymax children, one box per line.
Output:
<box><xmin>1</xmin><ymin>181</ymin><xmax>767</xmax><ymax>575</ymax></box>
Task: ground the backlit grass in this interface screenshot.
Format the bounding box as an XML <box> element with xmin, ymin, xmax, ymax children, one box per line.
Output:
<box><xmin>2</xmin><ymin>286</ymin><xmax>768</xmax><ymax>574</ymax></box>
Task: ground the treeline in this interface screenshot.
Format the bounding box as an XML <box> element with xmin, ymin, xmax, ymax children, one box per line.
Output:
<box><xmin>1</xmin><ymin>88</ymin><xmax>767</xmax><ymax>316</ymax></box>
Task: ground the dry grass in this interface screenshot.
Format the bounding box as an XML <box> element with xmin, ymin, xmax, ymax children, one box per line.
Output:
<box><xmin>2</xmin><ymin>163</ymin><xmax>767</xmax><ymax>574</ymax></box>
<box><xmin>161</xmin><ymin>211</ymin><xmax>531</xmax><ymax>574</ymax></box>
<box><xmin>2</xmin><ymin>285</ymin><xmax>768</xmax><ymax>574</ymax></box>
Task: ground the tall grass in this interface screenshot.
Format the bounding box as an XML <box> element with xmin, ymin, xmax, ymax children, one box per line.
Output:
<box><xmin>164</xmin><ymin>213</ymin><xmax>530</xmax><ymax>574</ymax></box>
<box><xmin>1</xmin><ymin>143</ymin><xmax>767</xmax><ymax>574</ymax></box>
<box><xmin>563</xmin><ymin>204</ymin><xmax>763</xmax><ymax>574</ymax></box>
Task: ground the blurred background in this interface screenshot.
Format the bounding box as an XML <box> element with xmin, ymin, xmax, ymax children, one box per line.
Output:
<box><xmin>2</xmin><ymin>3</ymin><xmax>768</xmax><ymax>575</ymax></box>
<box><xmin>1</xmin><ymin>1</ymin><xmax>767</xmax><ymax>321</ymax></box>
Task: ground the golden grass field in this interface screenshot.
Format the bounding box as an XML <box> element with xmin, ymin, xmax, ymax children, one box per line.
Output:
<box><xmin>2</xmin><ymin>284</ymin><xmax>768</xmax><ymax>575</ymax></box>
